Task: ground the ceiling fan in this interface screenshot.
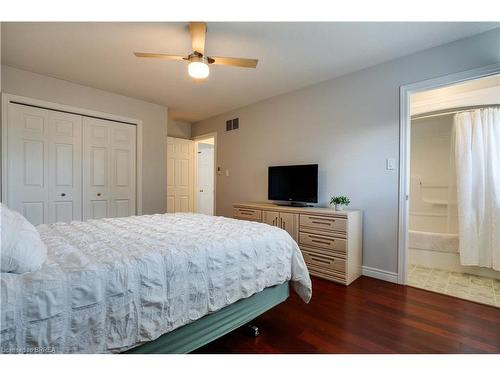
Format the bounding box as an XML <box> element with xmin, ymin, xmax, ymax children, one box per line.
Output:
<box><xmin>134</xmin><ymin>22</ymin><xmax>258</xmax><ymax>81</ymax></box>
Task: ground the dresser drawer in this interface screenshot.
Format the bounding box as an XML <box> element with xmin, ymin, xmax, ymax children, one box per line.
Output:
<box><xmin>308</xmin><ymin>265</ymin><xmax>346</xmax><ymax>284</ymax></box>
<box><xmin>233</xmin><ymin>207</ymin><xmax>262</xmax><ymax>221</ymax></box>
<box><xmin>300</xmin><ymin>214</ymin><xmax>347</xmax><ymax>232</ymax></box>
<box><xmin>300</xmin><ymin>244</ymin><xmax>345</xmax><ymax>259</ymax></box>
<box><xmin>302</xmin><ymin>250</ymin><xmax>346</xmax><ymax>274</ymax></box>
<box><xmin>299</xmin><ymin>232</ymin><xmax>346</xmax><ymax>252</ymax></box>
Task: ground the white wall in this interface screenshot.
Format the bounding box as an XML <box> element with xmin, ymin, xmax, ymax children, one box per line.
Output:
<box><xmin>167</xmin><ymin>117</ymin><xmax>191</xmax><ymax>139</ymax></box>
<box><xmin>1</xmin><ymin>65</ymin><xmax>169</xmax><ymax>214</ymax></box>
<box><xmin>192</xmin><ymin>28</ymin><xmax>500</xmax><ymax>275</ymax></box>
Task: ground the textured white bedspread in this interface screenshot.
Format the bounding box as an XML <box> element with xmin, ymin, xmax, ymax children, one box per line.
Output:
<box><xmin>0</xmin><ymin>213</ymin><xmax>311</xmax><ymax>353</ymax></box>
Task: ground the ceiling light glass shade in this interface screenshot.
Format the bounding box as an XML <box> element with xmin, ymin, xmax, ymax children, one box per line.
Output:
<box><xmin>188</xmin><ymin>61</ymin><xmax>209</xmax><ymax>79</ymax></box>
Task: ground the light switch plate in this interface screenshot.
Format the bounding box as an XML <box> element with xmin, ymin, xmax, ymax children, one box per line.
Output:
<box><xmin>386</xmin><ymin>158</ymin><xmax>396</xmax><ymax>170</ymax></box>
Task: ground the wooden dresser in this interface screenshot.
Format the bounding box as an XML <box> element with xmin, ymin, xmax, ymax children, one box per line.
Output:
<box><xmin>233</xmin><ymin>202</ymin><xmax>363</xmax><ymax>285</ymax></box>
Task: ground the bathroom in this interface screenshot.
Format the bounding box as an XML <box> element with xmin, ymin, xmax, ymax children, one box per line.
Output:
<box><xmin>407</xmin><ymin>74</ymin><xmax>500</xmax><ymax>307</ymax></box>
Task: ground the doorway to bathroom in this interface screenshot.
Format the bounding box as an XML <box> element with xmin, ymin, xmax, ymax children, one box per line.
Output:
<box><xmin>399</xmin><ymin>66</ymin><xmax>500</xmax><ymax>307</ymax></box>
<box><xmin>194</xmin><ymin>134</ymin><xmax>216</xmax><ymax>216</ymax></box>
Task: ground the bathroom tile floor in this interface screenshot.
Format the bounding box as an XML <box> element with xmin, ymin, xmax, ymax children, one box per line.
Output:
<box><xmin>407</xmin><ymin>264</ymin><xmax>500</xmax><ymax>308</ymax></box>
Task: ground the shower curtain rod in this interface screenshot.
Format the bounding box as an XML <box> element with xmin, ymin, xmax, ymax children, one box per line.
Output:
<box><xmin>411</xmin><ymin>104</ymin><xmax>500</xmax><ymax>120</ymax></box>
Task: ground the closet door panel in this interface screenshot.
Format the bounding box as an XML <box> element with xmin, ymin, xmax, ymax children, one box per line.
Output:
<box><xmin>48</xmin><ymin>111</ymin><xmax>82</xmax><ymax>223</ymax></box>
<box><xmin>90</xmin><ymin>147</ymin><xmax>108</xmax><ymax>186</ymax></box>
<box><xmin>110</xmin><ymin>123</ymin><xmax>136</xmax><ymax>217</ymax></box>
<box><xmin>7</xmin><ymin>103</ymin><xmax>49</xmax><ymax>225</ymax></box>
<box><xmin>54</xmin><ymin>201</ymin><xmax>74</xmax><ymax>223</ymax></box>
<box><xmin>90</xmin><ymin>200</ymin><xmax>109</xmax><ymax>219</ymax></box>
<box><xmin>22</xmin><ymin>202</ymin><xmax>45</xmax><ymax>226</ymax></box>
<box><xmin>23</xmin><ymin>140</ymin><xmax>45</xmax><ymax>186</ymax></box>
<box><xmin>83</xmin><ymin>118</ymin><xmax>111</xmax><ymax>220</ymax></box>
<box><xmin>83</xmin><ymin>118</ymin><xmax>136</xmax><ymax>220</ymax></box>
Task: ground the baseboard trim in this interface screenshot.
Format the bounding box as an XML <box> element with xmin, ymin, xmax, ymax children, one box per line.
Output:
<box><xmin>362</xmin><ymin>266</ymin><xmax>398</xmax><ymax>283</ymax></box>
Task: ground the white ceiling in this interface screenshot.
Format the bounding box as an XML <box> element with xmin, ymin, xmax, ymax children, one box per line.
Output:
<box><xmin>2</xmin><ymin>22</ymin><xmax>498</xmax><ymax>122</ymax></box>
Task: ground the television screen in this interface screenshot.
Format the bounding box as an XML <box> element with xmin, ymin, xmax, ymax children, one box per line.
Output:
<box><xmin>268</xmin><ymin>164</ymin><xmax>318</xmax><ymax>203</ymax></box>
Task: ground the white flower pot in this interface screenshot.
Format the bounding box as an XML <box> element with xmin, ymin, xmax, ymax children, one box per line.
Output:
<box><xmin>334</xmin><ymin>204</ymin><xmax>344</xmax><ymax>211</ymax></box>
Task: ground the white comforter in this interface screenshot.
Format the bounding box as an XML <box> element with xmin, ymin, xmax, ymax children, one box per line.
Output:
<box><xmin>0</xmin><ymin>213</ymin><xmax>311</xmax><ymax>354</ymax></box>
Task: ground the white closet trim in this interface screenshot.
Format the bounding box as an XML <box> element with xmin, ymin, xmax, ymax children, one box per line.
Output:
<box><xmin>1</xmin><ymin>93</ymin><xmax>143</xmax><ymax>215</ymax></box>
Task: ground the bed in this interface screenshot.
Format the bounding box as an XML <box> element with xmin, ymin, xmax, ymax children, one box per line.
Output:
<box><xmin>0</xmin><ymin>213</ymin><xmax>311</xmax><ymax>354</ymax></box>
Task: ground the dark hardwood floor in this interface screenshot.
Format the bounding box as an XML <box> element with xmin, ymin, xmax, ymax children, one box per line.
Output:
<box><xmin>194</xmin><ymin>276</ymin><xmax>500</xmax><ymax>354</ymax></box>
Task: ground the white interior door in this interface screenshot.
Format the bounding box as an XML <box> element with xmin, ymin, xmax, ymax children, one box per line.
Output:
<box><xmin>83</xmin><ymin>117</ymin><xmax>136</xmax><ymax>220</ymax></box>
<box><xmin>48</xmin><ymin>111</ymin><xmax>82</xmax><ymax>223</ymax></box>
<box><xmin>167</xmin><ymin>137</ymin><xmax>194</xmax><ymax>213</ymax></box>
<box><xmin>196</xmin><ymin>145</ymin><xmax>214</xmax><ymax>215</ymax></box>
<box><xmin>7</xmin><ymin>103</ymin><xmax>50</xmax><ymax>225</ymax></box>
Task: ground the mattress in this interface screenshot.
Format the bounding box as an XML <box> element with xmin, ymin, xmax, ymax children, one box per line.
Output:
<box><xmin>0</xmin><ymin>213</ymin><xmax>311</xmax><ymax>354</ymax></box>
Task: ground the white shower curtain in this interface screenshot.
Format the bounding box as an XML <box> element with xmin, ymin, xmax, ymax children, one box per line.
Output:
<box><xmin>453</xmin><ymin>107</ymin><xmax>500</xmax><ymax>271</ymax></box>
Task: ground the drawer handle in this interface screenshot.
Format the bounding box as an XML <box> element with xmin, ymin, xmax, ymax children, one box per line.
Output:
<box><xmin>310</xmin><ymin>256</ymin><xmax>332</xmax><ymax>265</ymax></box>
<box><xmin>240</xmin><ymin>212</ymin><xmax>252</xmax><ymax>216</ymax></box>
<box><xmin>308</xmin><ymin>235</ymin><xmax>334</xmax><ymax>241</ymax></box>
<box><xmin>311</xmin><ymin>239</ymin><xmax>331</xmax><ymax>245</ymax></box>
<box><xmin>311</xmin><ymin>221</ymin><xmax>331</xmax><ymax>225</ymax></box>
<box><xmin>310</xmin><ymin>217</ymin><xmax>335</xmax><ymax>222</ymax></box>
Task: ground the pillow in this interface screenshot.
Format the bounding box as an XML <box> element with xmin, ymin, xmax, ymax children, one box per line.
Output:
<box><xmin>1</xmin><ymin>203</ymin><xmax>47</xmax><ymax>273</ymax></box>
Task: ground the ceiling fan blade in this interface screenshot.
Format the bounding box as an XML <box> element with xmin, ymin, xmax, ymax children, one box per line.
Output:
<box><xmin>134</xmin><ymin>52</ymin><xmax>186</xmax><ymax>61</ymax></box>
<box><xmin>210</xmin><ymin>56</ymin><xmax>258</xmax><ymax>68</ymax></box>
<box><xmin>189</xmin><ymin>22</ymin><xmax>207</xmax><ymax>55</ymax></box>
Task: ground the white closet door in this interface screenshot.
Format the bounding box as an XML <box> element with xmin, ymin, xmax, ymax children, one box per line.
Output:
<box><xmin>7</xmin><ymin>103</ymin><xmax>50</xmax><ymax>225</ymax></box>
<box><xmin>109</xmin><ymin>122</ymin><xmax>137</xmax><ymax>217</ymax></box>
<box><xmin>83</xmin><ymin>117</ymin><xmax>136</xmax><ymax>220</ymax></box>
<box><xmin>48</xmin><ymin>111</ymin><xmax>82</xmax><ymax>223</ymax></box>
<box><xmin>83</xmin><ymin>118</ymin><xmax>111</xmax><ymax>219</ymax></box>
<box><xmin>167</xmin><ymin>137</ymin><xmax>194</xmax><ymax>213</ymax></box>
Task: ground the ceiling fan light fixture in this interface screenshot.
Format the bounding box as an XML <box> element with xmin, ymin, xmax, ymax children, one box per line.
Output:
<box><xmin>188</xmin><ymin>61</ymin><xmax>209</xmax><ymax>79</ymax></box>
<box><xmin>134</xmin><ymin>22</ymin><xmax>258</xmax><ymax>82</ymax></box>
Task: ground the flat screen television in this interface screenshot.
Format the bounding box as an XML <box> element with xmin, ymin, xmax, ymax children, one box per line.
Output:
<box><xmin>268</xmin><ymin>164</ymin><xmax>318</xmax><ymax>206</ymax></box>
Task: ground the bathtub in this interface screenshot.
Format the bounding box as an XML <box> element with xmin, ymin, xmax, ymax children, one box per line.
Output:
<box><xmin>409</xmin><ymin>229</ymin><xmax>500</xmax><ymax>278</ymax></box>
<box><xmin>409</xmin><ymin>230</ymin><xmax>458</xmax><ymax>253</ymax></box>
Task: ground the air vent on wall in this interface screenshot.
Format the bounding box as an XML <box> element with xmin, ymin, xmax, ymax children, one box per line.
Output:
<box><xmin>226</xmin><ymin>118</ymin><xmax>239</xmax><ymax>131</ymax></box>
<box><xmin>232</xmin><ymin>118</ymin><xmax>239</xmax><ymax>130</ymax></box>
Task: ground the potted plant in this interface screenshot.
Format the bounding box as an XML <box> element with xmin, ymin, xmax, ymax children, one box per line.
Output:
<box><xmin>330</xmin><ymin>195</ymin><xmax>350</xmax><ymax>211</ymax></box>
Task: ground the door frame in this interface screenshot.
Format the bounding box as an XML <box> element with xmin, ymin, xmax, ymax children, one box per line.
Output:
<box><xmin>1</xmin><ymin>93</ymin><xmax>144</xmax><ymax>215</ymax></box>
<box><xmin>397</xmin><ymin>63</ymin><xmax>500</xmax><ymax>284</ymax></box>
<box><xmin>192</xmin><ymin>132</ymin><xmax>217</xmax><ymax>215</ymax></box>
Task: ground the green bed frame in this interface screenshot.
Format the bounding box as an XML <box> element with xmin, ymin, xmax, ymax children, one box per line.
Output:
<box><xmin>126</xmin><ymin>282</ymin><xmax>289</xmax><ymax>354</ymax></box>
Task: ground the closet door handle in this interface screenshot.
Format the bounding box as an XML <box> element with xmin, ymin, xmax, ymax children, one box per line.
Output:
<box><xmin>60</xmin><ymin>193</ymin><xmax>66</xmax><ymax>197</ymax></box>
<box><xmin>97</xmin><ymin>193</ymin><xmax>102</xmax><ymax>197</ymax></box>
